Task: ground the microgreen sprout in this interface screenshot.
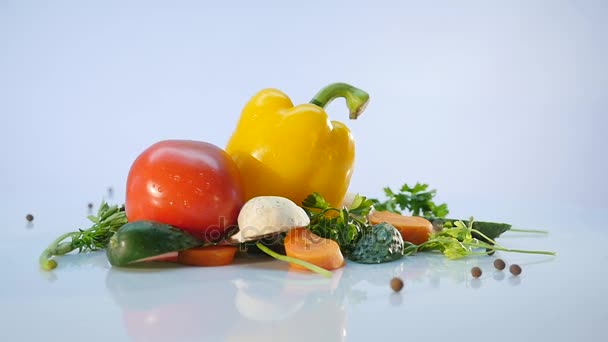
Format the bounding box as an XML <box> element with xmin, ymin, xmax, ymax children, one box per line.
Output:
<box><xmin>39</xmin><ymin>202</ymin><xmax>127</xmax><ymax>270</ymax></box>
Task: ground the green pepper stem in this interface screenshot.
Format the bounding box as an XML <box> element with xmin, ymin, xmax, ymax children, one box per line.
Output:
<box><xmin>310</xmin><ymin>82</ymin><xmax>370</xmax><ymax>119</ymax></box>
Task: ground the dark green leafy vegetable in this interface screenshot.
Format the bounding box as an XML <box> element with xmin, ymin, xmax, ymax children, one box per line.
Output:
<box><xmin>39</xmin><ymin>202</ymin><xmax>128</xmax><ymax>270</ymax></box>
<box><xmin>349</xmin><ymin>223</ymin><xmax>404</xmax><ymax>264</ymax></box>
<box><xmin>426</xmin><ymin>217</ymin><xmax>512</xmax><ymax>242</ymax></box>
<box><xmin>106</xmin><ymin>221</ymin><xmax>202</xmax><ymax>267</ymax></box>
<box><xmin>302</xmin><ymin>192</ymin><xmax>373</xmax><ymax>256</ymax></box>
<box><xmin>370</xmin><ymin>182</ymin><xmax>449</xmax><ymax>218</ymax></box>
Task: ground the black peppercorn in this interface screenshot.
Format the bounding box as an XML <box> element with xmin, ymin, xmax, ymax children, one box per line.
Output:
<box><xmin>390</xmin><ymin>277</ymin><xmax>404</xmax><ymax>292</ymax></box>
<box><xmin>509</xmin><ymin>264</ymin><xmax>522</xmax><ymax>276</ymax></box>
<box><xmin>494</xmin><ymin>258</ymin><xmax>506</xmax><ymax>270</ymax></box>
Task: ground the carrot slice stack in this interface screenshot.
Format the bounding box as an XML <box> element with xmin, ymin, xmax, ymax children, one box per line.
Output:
<box><xmin>284</xmin><ymin>228</ymin><xmax>344</xmax><ymax>271</ymax></box>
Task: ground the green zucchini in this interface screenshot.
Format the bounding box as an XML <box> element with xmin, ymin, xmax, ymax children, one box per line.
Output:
<box><xmin>426</xmin><ymin>217</ymin><xmax>511</xmax><ymax>243</ymax></box>
<box><xmin>106</xmin><ymin>221</ymin><xmax>202</xmax><ymax>267</ymax></box>
<box><xmin>349</xmin><ymin>223</ymin><xmax>404</xmax><ymax>264</ymax></box>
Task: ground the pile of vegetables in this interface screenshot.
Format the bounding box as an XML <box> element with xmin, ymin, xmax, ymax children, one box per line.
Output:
<box><xmin>39</xmin><ymin>82</ymin><xmax>556</xmax><ymax>276</ymax></box>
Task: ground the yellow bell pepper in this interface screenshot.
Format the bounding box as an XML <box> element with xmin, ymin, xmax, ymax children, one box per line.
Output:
<box><xmin>226</xmin><ymin>83</ymin><xmax>370</xmax><ymax>207</ymax></box>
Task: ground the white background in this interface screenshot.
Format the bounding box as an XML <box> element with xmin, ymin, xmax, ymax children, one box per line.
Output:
<box><xmin>2</xmin><ymin>0</ymin><xmax>607</xmax><ymax>223</ymax></box>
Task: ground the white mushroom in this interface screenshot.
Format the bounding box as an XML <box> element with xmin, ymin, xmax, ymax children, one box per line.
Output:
<box><xmin>230</xmin><ymin>196</ymin><xmax>310</xmax><ymax>243</ymax></box>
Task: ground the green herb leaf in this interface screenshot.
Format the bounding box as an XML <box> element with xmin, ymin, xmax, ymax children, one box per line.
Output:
<box><xmin>348</xmin><ymin>194</ymin><xmax>374</xmax><ymax>218</ymax></box>
<box><xmin>302</xmin><ymin>192</ymin><xmax>373</xmax><ymax>256</ymax></box>
<box><xmin>426</xmin><ymin>217</ymin><xmax>512</xmax><ymax>242</ymax></box>
<box><xmin>302</xmin><ymin>192</ymin><xmax>330</xmax><ymax>210</ymax></box>
<box><xmin>370</xmin><ymin>182</ymin><xmax>449</xmax><ymax>218</ymax></box>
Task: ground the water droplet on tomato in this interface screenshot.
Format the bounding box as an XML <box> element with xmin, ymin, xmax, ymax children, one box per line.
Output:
<box><xmin>183</xmin><ymin>200</ymin><xmax>191</xmax><ymax>208</ymax></box>
<box><xmin>173</xmin><ymin>175</ymin><xmax>181</xmax><ymax>182</ymax></box>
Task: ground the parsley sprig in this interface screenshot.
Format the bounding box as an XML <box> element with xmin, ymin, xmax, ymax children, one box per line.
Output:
<box><xmin>406</xmin><ymin>217</ymin><xmax>556</xmax><ymax>259</ymax></box>
<box><xmin>302</xmin><ymin>192</ymin><xmax>555</xmax><ymax>260</ymax></box>
<box><xmin>302</xmin><ymin>192</ymin><xmax>374</xmax><ymax>256</ymax></box>
<box><xmin>371</xmin><ymin>182</ymin><xmax>449</xmax><ymax>218</ymax></box>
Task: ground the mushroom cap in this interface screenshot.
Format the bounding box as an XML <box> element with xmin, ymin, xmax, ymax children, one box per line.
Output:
<box><xmin>234</xmin><ymin>196</ymin><xmax>310</xmax><ymax>242</ymax></box>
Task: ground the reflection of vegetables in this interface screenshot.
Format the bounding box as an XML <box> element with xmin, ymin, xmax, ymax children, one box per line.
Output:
<box><xmin>225</xmin><ymin>83</ymin><xmax>369</xmax><ymax>208</ymax></box>
<box><xmin>126</xmin><ymin>140</ymin><xmax>245</xmax><ymax>241</ymax></box>
<box><xmin>105</xmin><ymin>268</ymin><xmax>238</xmax><ymax>341</ymax></box>
<box><xmin>233</xmin><ymin>278</ymin><xmax>306</xmax><ymax>322</ymax></box>
<box><xmin>232</xmin><ymin>196</ymin><xmax>310</xmax><ymax>243</ymax></box>
<box><xmin>369</xmin><ymin>211</ymin><xmax>433</xmax><ymax>245</ymax></box>
<box><xmin>178</xmin><ymin>246</ymin><xmax>237</xmax><ymax>266</ymax></box>
<box><xmin>370</xmin><ymin>182</ymin><xmax>449</xmax><ymax>218</ymax></box>
<box><xmin>284</xmin><ymin>228</ymin><xmax>344</xmax><ymax>271</ymax></box>
<box><xmin>106</xmin><ymin>221</ymin><xmax>202</xmax><ymax>267</ymax></box>
<box><xmin>39</xmin><ymin>202</ymin><xmax>127</xmax><ymax>270</ymax></box>
<box><xmin>349</xmin><ymin>223</ymin><xmax>404</xmax><ymax>264</ymax></box>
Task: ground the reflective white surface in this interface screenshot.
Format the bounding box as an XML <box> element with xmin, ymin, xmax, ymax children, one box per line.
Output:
<box><xmin>2</xmin><ymin>202</ymin><xmax>607</xmax><ymax>342</ymax></box>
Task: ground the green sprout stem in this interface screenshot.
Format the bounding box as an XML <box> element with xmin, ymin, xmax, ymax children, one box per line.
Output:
<box><xmin>468</xmin><ymin>228</ymin><xmax>555</xmax><ymax>256</ymax></box>
<box><xmin>39</xmin><ymin>232</ymin><xmax>77</xmax><ymax>270</ymax></box>
<box><xmin>255</xmin><ymin>242</ymin><xmax>333</xmax><ymax>278</ymax></box>
<box><xmin>509</xmin><ymin>228</ymin><xmax>549</xmax><ymax>234</ymax></box>
<box><xmin>38</xmin><ymin>202</ymin><xmax>127</xmax><ymax>271</ymax></box>
<box><xmin>469</xmin><ymin>243</ymin><xmax>556</xmax><ymax>256</ymax></box>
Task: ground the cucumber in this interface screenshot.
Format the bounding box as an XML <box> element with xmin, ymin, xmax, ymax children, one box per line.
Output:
<box><xmin>106</xmin><ymin>221</ymin><xmax>202</xmax><ymax>267</ymax></box>
<box><xmin>426</xmin><ymin>217</ymin><xmax>511</xmax><ymax>243</ymax></box>
<box><xmin>348</xmin><ymin>223</ymin><xmax>404</xmax><ymax>264</ymax></box>
<box><xmin>240</xmin><ymin>232</ymin><xmax>286</xmax><ymax>255</ymax></box>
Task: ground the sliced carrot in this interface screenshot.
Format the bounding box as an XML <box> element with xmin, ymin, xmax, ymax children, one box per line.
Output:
<box><xmin>369</xmin><ymin>211</ymin><xmax>433</xmax><ymax>245</ymax></box>
<box><xmin>284</xmin><ymin>228</ymin><xmax>344</xmax><ymax>271</ymax></box>
<box><xmin>177</xmin><ymin>246</ymin><xmax>237</xmax><ymax>267</ymax></box>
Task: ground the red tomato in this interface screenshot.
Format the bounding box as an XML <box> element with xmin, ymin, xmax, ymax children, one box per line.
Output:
<box><xmin>126</xmin><ymin>140</ymin><xmax>245</xmax><ymax>241</ymax></box>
